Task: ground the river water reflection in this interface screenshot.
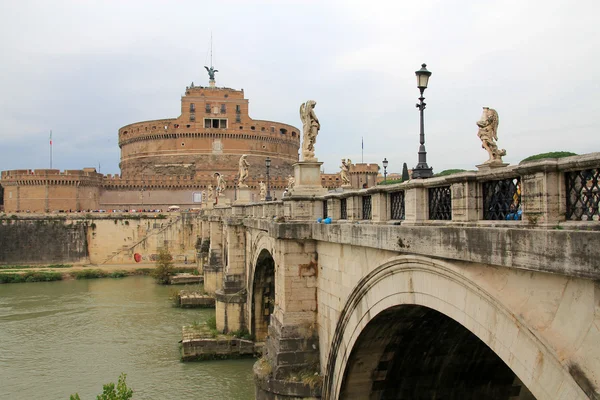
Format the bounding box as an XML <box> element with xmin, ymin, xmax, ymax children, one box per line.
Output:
<box><xmin>0</xmin><ymin>276</ymin><xmax>255</xmax><ymax>400</ymax></box>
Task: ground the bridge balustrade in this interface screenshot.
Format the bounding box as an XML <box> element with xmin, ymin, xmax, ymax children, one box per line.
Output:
<box><xmin>202</xmin><ymin>153</ymin><xmax>600</xmax><ymax>227</ymax></box>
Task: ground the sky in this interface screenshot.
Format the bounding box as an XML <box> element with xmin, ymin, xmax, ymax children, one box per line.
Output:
<box><xmin>1</xmin><ymin>0</ymin><xmax>599</xmax><ymax>176</ymax></box>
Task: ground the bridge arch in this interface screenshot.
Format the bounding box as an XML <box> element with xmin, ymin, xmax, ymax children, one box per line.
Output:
<box><xmin>247</xmin><ymin>233</ymin><xmax>277</xmax><ymax>342</ymax></box>
<box><xmin>323</xmin><ymin>255</ymin><xmax>587</xmax><ymax>400</ymax></box>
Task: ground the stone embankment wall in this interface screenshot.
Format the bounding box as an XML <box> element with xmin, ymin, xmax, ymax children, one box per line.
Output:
<box><xmin>0</xmin><ymin>213</ymin><xmax>200</xmax><ymax>266</ymax></box>
<box><xmin>88</xmin><ymin>213</ymin><xmax>199</xmax><ymax>265</ymax></box>
<box><xmin>0</xmin><ymin>218</ymin><xmax>89</xmax><ymax>265</ymax></box>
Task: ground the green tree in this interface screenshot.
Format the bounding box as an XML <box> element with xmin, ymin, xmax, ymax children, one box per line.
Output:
<box><xmin>152</xmin><ymin>247</ymin><xmax>174</xmax><ymax>284</ymax></box>
<box><xmin>401</xmin><ymin>162</ymin><xmax>409</xmax><ymax>181</ymax></box>
<box><xmin>70</xmin><ymin>373</ymin><xmax>133</xmax><ymax>400</ymax></box>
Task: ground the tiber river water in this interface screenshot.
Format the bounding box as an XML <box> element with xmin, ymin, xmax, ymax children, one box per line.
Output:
<box><xmin>0</xmin><ymin>276</ymin><xmax>255</xmax><ymax>400</ymax></box>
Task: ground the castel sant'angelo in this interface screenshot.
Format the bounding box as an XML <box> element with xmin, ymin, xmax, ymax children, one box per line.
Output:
<box><xmin>0</xmin><ymin>69</ymin><xmax>380</xmax><ymax>212</ymax></box>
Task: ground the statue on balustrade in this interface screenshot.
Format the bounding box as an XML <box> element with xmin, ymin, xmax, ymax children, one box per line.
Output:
<box><xmin>286</xmin><ymin>175</ymin><xmax>295</xmax><ymax>190</ymax></box>
<box><xmin>477</xmin><ymin>107</ymin><xmax>506</xmax><ymax>163</ymax></box>
<box><xmin>299</xmin><ymin>100</ymin><xmax>320</xmax><ymax>161</ymax></box>
<box><xmin>340</xmin><ymin>159</ymin><xmax>351</xmax><ymax>186</ymax></box>
<box><xmin>259</xmin><ymin>181</ymin><xmax>267</xmax><ymax>201</ymax></box>
<box><xmin>207</xmin><ymin>185</ymin><xmax>214</xmax><ymax>202</ymax></box>
<box><xmin>238</xmin><ymin>155</ymin><xmax>249</xmax><ymax>187</ymax></box>
<box><xmin>214</xmin><ymin>172</ymin><xmax>226</xmax><ymax>196</ymax></box>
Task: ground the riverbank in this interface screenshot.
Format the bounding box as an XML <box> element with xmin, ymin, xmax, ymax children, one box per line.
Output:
<box><xmin>0</xmin><ymin>263</ymin><xmax>199</xmax><ymax>283</ymax></box>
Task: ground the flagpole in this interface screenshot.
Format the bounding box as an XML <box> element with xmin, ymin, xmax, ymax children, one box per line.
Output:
<box><xmin>361</xmin><ymin>136</ymin><xmax>364</xmax><ymax>163</ymax></box>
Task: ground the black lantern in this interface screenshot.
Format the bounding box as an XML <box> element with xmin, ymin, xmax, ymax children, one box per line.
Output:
<box><xmin>412</xmin><ymin>63</ymin><xmax>433</xmax><ymax>179</ymax></box>
<box><xmin>382</xmin><ymin>158</ymin><xmax>388</xmax><ymax>183</ymax></box>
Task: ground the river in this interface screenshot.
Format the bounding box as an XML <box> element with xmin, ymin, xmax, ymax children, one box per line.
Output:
<box><xmin>0</xmin><ymin>276</ymin><xmax>255</xmax><ymax>400</ymax></box>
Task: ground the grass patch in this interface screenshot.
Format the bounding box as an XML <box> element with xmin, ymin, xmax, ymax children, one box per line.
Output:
<box><xmin>0</xmin><ymin>264</ymin><xmax>72</xmax><ymax>270</ymax></box>
<box><xmin>71</xmin><ymin>269</ymin><xmax>108</xmax><ymax>279</ymax></box>
<box><xmin>433</xmin><ymin>169</ymin><xmax>468</xmax><ymax>177</ymax></box>
<box><xmin>230</xmin><ymin>328</ymin><xmax>254</xmax><ymax>341</ymax></box>
<box><xmin>0</xmin><ymin>271</ymin><xmax>63</xmax><ymax>284</ymax></box>
<box><xmin>521</xmin><ymin>151</ymin><xmax>577</xmax><ymax>163</ymax></box>
<box><xmin>378</xmin><ymin>178</ymin><xmax>404</xmax><ymax>186</ymax></box>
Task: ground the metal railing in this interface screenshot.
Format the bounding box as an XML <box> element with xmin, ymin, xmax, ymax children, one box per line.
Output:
<box><xmin>566</xmin><ymin>168</ymin><xmax>600</xmax><ymax>221</ymax></box>
<box><xmin>340</xmin><ymin>198</ymin><xmax>347</xmax><ymax>220</ymax></box>
<box><xmin>362</xmin><ymin>196</ymin><xmax>372</xmax><ymax>220</ymax></box>
<box><xmin>483</xmin><ymin>177</ymin><xmax>521</xmax><ymax>220</ymax></box>
<box><xmin>390</xmin><ymin>191</ymin><xmax>405</xmax><ymax>220</ymax></box>
<box><xmin>323</xmin><ymin>200</ymin><xmax>328</xmax><ymax>220</ymax></box>
<box><xmin>429</xmin><ymin>186</ymin><xmax>452</xmax><ymax>220</ymax></box>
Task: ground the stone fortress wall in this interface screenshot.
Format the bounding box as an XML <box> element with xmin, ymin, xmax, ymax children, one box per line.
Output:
<box><xmin>1</xmin><ymin>168</ymin><xmax>103</xmax><ymax>212</ymax></box>
<box><xmin>0</xmin><ymin>84</ymin><xmax>305</xmax><ymax>212</ymax></box>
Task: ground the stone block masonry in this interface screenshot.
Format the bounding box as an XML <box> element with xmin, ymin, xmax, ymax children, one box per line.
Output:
<box><xmin>0</xmin><ymin>218</ymin><xmax>88</xmax><ymax>265</ymax></box>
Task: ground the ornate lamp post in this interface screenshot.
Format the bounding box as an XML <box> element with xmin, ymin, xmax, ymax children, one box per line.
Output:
<box><xmin>382</xmin><ymin>158</ymin><xmax>388</xmax><ymax>183</ymax></box>
<box><xmin>412</xmin><ymin>63</ymin><xmax>433</xmax><ymax>179</ymax></box>
<box><xmin>265</xmin><ymin>157</ymin><xmax>272</xmax><ymax>201</ymax></box>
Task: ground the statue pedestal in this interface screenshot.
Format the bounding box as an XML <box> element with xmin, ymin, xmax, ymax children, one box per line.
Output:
<box><xmin>209</xmin><ymin>79</ymin><xmax>216</xmax><ymax>88</ymax></box>
<box><xmin>215</xmin><ymin>197</ymin><xmax>231</xmax><ymax>207</ymax></box>
<box><xmin>289</xmin><ymin>161</ymin><xmax>328</xmax><ymax>196</ymax></box>
<box><xmin>235</xmin><ymin>187</ymin><xmax>252</xmax><ymax>205</ymax></box>
<box><xmin>477</xmin><ymin>161</ymin><xmax>509</xmax><ymax>172</ymax></box>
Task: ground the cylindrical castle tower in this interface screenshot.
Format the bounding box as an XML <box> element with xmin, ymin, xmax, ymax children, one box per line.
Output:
<box><xmin>118</xmin><ymin>85</ymin><xmax>300</xmax><ymax>186</ymax></box>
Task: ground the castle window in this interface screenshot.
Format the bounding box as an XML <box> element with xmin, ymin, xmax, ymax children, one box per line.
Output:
<box><xmin>204</xmin><ymin>118</ymin><xmax>228</xmax><ymax>129</ymax></box>
<box><xmin>220</xmin><ymin>104</ymin><xmax>226</xmax><ymax>113</ymax></box>
<box><xmin>205</xmin><ymin>104</ymin><xmax>211</xmax><ymax>113</ymax></box>
<box><xmin>271</xmin><ymin>126</ymin><xmax>275</xmax><ymax>133</ymax></box>
<box><xmin>190</xmin><ymin>103</ymin><xmax>195</xmax><ymax>112</ymax></box>
<box><xmin>235</xmin><ymin>115</ymin><xmax>241</xmax><ymax>123</ymax></box>
<box><xmin>280</xmin><ymin>128</ymin><xmax>287</xmax><ymax>135</ymax></box>
<box><xmin>292</xmin><ymin>131</ymin><xmax>297</xmax><ymax>137</ymax></box>
<box><xmin>239</xmin><ymin>126</ymin><xmax>243</xmax><ymax>129</ymax></box>
<box><xmin>251</xmin><ymin>126</ymin><xmax>255</xmax><ymax>130</ymax></box>
<box><xmin>190</xmin><ymin>114</ymin><xmax>195</xmax><ymax>122</ymax></box>
<box><xmin>236</xmin><ymin>105</ymin><xmax>241</xmax><ymax>113</ymax></box>
<box><xmin>261</xmin><ymin>127</ymin><xmax>265</xmax><ymax>132</ymax></box>
<box><xmin>186</xmin><ymin>124</ymin><xmax>191</xmax><ymax>128</ymax></box>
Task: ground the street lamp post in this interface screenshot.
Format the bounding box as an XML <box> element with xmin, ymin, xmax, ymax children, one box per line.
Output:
<box><xmin>412</xmin><ymin>63</ymin><xmax>433</xmax><ymax>179</ymax></box>
<box><xmin>382</xmin><ymin>158</ymin><xmax>388</xmax><ymax>183</ymax></box>
<box><xmin>265</xmin><ymin>157</ymin><xmax>272</xmax><ymax>201</ymax></box>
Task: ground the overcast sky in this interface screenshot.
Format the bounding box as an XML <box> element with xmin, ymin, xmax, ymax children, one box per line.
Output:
<box><xmin>1</xmin><ymin>0</ymin><xmax>599</xmax><ymax>176</ymax></box>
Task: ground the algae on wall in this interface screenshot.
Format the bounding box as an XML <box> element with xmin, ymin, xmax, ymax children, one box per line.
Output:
<box><xmin>0</xmin><ymin>219</ymin><xmax>88</xmax><ymax>265</ymax></box>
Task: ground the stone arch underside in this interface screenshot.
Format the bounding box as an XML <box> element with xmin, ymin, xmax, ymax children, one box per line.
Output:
<box><xmin>247</xmin><ymin>233</ymin><xmax>277</xmax><ymax>342</ymax></box>
<box><xmin>323</xmin><ymin>256</ymin><xmax>588</xmax><ymax>400</ymax></box>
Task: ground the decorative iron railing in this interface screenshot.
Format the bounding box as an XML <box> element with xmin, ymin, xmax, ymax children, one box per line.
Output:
<box><xmin>566</xmin><ymin>169</ymin><xmax>600</xmax><ymax>221</ymax></box>
<box><xmin>362</xmin><ymin>196</ymin><xmax>372</xmax><ymax>220</ymax></box>
<box><xmin>429</xmin><ymin>186</ymin><xmax>452</xmax><ymax>220</ymax></box>
<box><xmin>483</xmin><ymin>177</ymin><xmax>522</xmax><ymax>220</ymax></box>
<box><xmin>340</xmin><ymin>198</ymin><xmax>347</xmax><ymax>220</ymax></box>
<box><xmin>323</xmin><ymin>200</ymin><xmax>328</xmax><ymax>220</ymax></box>
<box><xmin>390</xmin><ymin>191</ymin><xmax>405</xmax><ymax>220</ymax></box>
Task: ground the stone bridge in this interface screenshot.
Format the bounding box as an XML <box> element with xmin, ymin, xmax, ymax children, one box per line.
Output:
<box><xmin>196</xmin><ymin>153</ymin><xmax>600</xmax><ymax>400</ymax></box>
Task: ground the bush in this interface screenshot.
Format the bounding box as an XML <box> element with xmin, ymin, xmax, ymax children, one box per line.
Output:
<box><xmin>72</xmin><ymin>269</ymin><xmax>108</xmax><ymax>280</ymax></box>
<box><xmin>152</xmin><ymin>248</ymin><xmax>174</xmax><ymax>284</ymax></box>
<box><xmin>70</xmin><ymin>373</ymin><xmax>133</xmax><ymax>400</ymax></box>
<box><xmin>0</xmin><ymin>271</ymin><xmax>63</xmax><ymax>284</ymax></box>
<box><xmin>521</xmin><ymin>151</ymin><xmax>577</xmax><ymax>163</ymax></box>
